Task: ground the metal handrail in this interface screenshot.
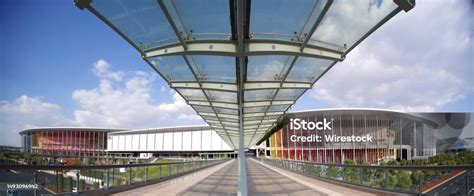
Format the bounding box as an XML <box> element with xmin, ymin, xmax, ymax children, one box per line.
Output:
<box><xmin>260</xmin><ymin>158</ymin><xmax>473</xmax><ymax>195</ymax></box>
<box><xmin>260</xmin><ymin>158</ymin><xmax>474</xmax><ymax>171</ymax></box>
<box><xmin>0</xmin><ymin>159</ymin><xmax>228</xmax><ymax>170</ymax></box>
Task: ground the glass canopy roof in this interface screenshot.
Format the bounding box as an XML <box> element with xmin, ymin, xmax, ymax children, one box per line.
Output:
<box><xmin>76</xmin><ymin>0</ymin><xmax>413</xmax><ymax>149</ymax></box>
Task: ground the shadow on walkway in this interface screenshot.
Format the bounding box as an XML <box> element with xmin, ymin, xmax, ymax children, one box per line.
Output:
<box><xmin>179</xmin><ymin>160</ymin><xmax>238</xmax><ymax>195</ymax></box>
<box><xmin>247</xmin><ymin>159</ymin><xmax>327</xmax><ymax>196</ymax></box>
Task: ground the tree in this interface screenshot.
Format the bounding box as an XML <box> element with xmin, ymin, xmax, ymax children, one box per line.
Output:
<box><xmin>360</xmin><ymin>161</ymin><xmax>373</xmax><ymax>184</ymax></box>
<box><xmin>397</xmin><ymin>171</ymin><xmax>412</xmax><ymax>190</ymax></box>
<box><xmin>385</xmin><ymin>174</ymin><xmax>398</xmax><ymax>189</ymax></box>
<box><xmin>327</xmin><ymin>164</ymin><xmax>340</xmax><ymax>180</ymax></box>
<box><xmin>342</xmin><ymin>159</ymin><xmax>358</xmax><ymax>183</ymax></box>
<box><xmin>411</xmin><ymin>170</ymin><xmax>424</xmax><ymax>185</ymax></box>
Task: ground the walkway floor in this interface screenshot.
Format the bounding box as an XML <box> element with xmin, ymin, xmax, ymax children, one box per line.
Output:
<box><xmin>247</xmin><ymin>158</ymin><xmax>326</xmax><ymax>195</ymax></box>
<box><xmin>113</xmin><ymin>158</ymin><xmax>378</xmax><ymax>195</ymax></box>
<box><xmin>249</xmin><ymin>158</ymin><xmax>377</xmax><ymax>196</ymax></box>
<box><xmin>112</xmin><ymin>160</ymin><xmax>236</xmax><ymax>196</ymax></box>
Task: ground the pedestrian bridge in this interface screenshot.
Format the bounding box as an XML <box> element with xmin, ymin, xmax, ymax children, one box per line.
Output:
<box><xmin>112</xmin><ymin>158</ymin><xmax>379</xmax><ymax>196</ymax></box>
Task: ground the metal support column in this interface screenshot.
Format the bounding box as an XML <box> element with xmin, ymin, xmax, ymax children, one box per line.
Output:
<box><xmin>236</xmin><ymin>0</ymin><xmax>248</xmax><ymax>195</ymax></box>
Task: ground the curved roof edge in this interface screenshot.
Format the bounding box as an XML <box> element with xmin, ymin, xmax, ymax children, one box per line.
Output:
<box><xmin>19</xmin><ymin>127</ymin><xmax>127</xmax><ymax>135</ymax></box>
<box><xmin>110</xmin><ymin>124</ymin><xmax>210</xmax><ymax>135</ymax></box>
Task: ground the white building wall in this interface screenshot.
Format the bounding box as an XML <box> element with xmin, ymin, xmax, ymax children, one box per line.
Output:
<box><xmin>192</xmin><ymin>131</ymin><xmax>201</xmax><ymax>150</ymax></box>
<box><xmin>147</xmin><ymin>134</ymin><xmax>155</xmax><ymax>151</ymax></box>
<box><xmin>182</xmin><ymin>132</ymin><xmax>192</xmax><ymax>150</ymax></box>
<box><xmin>108</xmin><ymin>129</ymin><xmax>232</xmax><ymax>152</ymax></box>
<box><xmin>139</xmin><ymin>134</ymin><xmax>147</xmax><ymax>150</ymax></box>
<box><xmin>156</xmin><ymin>133</ymin><xmax>163</xmax><ymax>150</ymax></box>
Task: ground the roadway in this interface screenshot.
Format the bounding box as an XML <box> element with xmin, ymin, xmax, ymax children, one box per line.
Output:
<box><xmin>0</xmin><ymin>169</ymin><xmax>59</xmax><ymax>195</ymax></box>
<box><xmin>113</xmin><ymin>158</ymin><xmax>378</xmax><ymax>195</ymax></box>
<box><xmin>424</xmin><ymin>170</ymin><xmax>473</xmax><ymax>196</ymax></box>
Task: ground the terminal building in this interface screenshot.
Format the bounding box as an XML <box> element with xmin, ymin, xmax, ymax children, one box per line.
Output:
<box><xmin>264</xmin><ymin>109</ymin><xmax>437</xmax><ymax>164</ymax></box>
<box><xmin>19</xmin><ymin>127</ymin><xmax>124</xmax><ymax>156</ymax></box>
<box><xmin>19</xmin><ymin>109</ymin><xmax>471</xmax><ymax>163</ymax></box>
<box><xmin>19</xmin><ymin>126</ymin><xmax>234</xmax><ymax>157</ymax></box>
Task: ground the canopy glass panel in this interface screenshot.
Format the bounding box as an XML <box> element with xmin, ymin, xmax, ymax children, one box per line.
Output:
<box><xmin>80</xmin><ymin>0</ymin><xmax>407</xmax><ymax>148</ymax></box>
<box><xmin>309</xmin><ymin>0</ymin><xmax>398</xmax><ymax>51</ymax></box>
<box><xmin>250</xmin><ymin>0</ymin><xmax>328</xmax><ymax>41</ymax></box>
<box><xmin>91</xmin><ymin>0</ymin><xmax>177</xmax><ymax>49</ymax></box>
<box><xmin>148</xmin><ymin>56</ymin><xmax>196</xmax><ymax>82</ymax></box>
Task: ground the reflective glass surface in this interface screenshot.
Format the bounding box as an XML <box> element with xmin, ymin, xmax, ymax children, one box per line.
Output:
<box><xmin>86</xmin><ymin>0</ymin><xmax>405</xmax><ymax>148</ymax></box>
<box><xmin>206</xmin><ymin>90</ymin><xmax>237</xmax><ymax>103</ymax></box>
<box><xmin>274</xmin><ymin>89</ymin><xmax>305</xmax><ymax>100</ymax></box>
<box><xmin>215</xmin><ymin>108</ymin><xmax>238</xmax><ymax>115</ymax></box>
<box><xmin>286</xmin><ymin>57</ymin><xmax>334</xmax><ymax>83</ymax></box>
<box><xmin>309</xmin><ymin>0</ymin><xmax>398</xmax><ymax>51</ymax></box>
<box><xmin>247</xmin><ymin>56</ymin><xmax>292</xmax><ymax>81</ymax></box>
<box><xmin>165</xmin><ymin>0</ymin><xmax>231</xmax><ymax>40</ymax></box>
<box><xmin>268</xmin><ymin>105</ymin><xmax>290</xmax><ymax>112</ymax></box>
<box><xmin>250</xmin><ymin>0</ymin><xmax>327</xmax><ymax>41</ymax></box>
<box><xmin>193</xmin><ymin>105</ymin><xmax>214</xmax><ymax>113</ymax></box>
<box><xmin>244</xmin><ymin>106</ymin><xmax>268</xmax><ymax>114</ymax></box>
<box><xmin>148</xmin><ymin>56</ymin><xmax>195</xmax><ymax>82</ymax></box>
<box><xmin>176</xmin><ymin>89</ymin><xmax>206</xmax><ymax>101</ymax></box>
<box><xmin>244</xmin><ymin>90</ymin><xmax>276</xmax><ymax>101</ymax></box>
<box><xmin>91</xmin><ymin>0</ymin><xmax>177</xmax><ymax>50</ymax></box>
<box><xmin>190</xmin><ymin>56</ymin><xmax>236</xmax><ymax>83</ymax></box>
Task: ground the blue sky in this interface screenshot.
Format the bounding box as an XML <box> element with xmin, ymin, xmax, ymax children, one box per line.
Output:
<box><xmin>0</xmin><ymin>0</ymin><xmax>473</xmax><ymax>146</ymax></box>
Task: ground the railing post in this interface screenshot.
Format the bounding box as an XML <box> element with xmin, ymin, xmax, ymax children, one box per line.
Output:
<box><xmin>145</xmin><ymin>166</ymin><xmax>148</xmax><ymax>182</ymax></box>
<box><xmin>159</xmin><ymin>165</ymin><xmax>162</xmax><ymax>178</ymax></box>
<box><xmin>466</xmin><ymin>170</ymin><xmax>469</xmax><ymax>196</ymax></box>
<box><xmin>128</xmin><ymin>168</ymin><xmax>132</xmax><ymax>185</ymax></box>
<box><xmin>418</xmin><ymin>171</ymin><xmax>422</xmax><ymax>194</ymax></box>
<box><xmin>76</xmin><ymin>171</ymin><xmax>80</xmax><ymax>193</ymax></box>
<box><xmin>112</xmin><ymin>168</ymin><xmax>115</xmax><ymax>186</ymax></box>
<box><xmin>106</xmin><ymin>168</ymin><xmax>110</xmax><ymax>188</ymax></box>
<box><xmin>33</xmin><ymin>171</ymin><xmax>37</xmax><ymax>196</ymax></box>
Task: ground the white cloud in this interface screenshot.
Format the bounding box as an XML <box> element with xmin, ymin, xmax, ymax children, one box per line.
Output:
<box><xmin>72</xmin><ymin>60</ymin><xmax>203</xmax><ymax>128</ymax></box>
<box><xmin>1</xmin><ymin>60</ymin><xmax>204</xmax><ymax>146</ymax></box>
<box><xmin>92</xmin><ymin>59</ymin><xmax>124</xmax><ymax>81</ymax></box>
<box><xmin>309</xmin><ymin>0</ymin><xmax>472</xmax><ymax>112</ymax></box>
<box><xmin>0</xmin><ymin>96</ymin><xmax>73</xmax><ymax>146</ymax></box>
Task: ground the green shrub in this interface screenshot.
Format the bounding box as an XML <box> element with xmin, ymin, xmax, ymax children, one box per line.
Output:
<box><xmin>79</xmin><ymin>179</ymin><xmax>85</xmax><ymax>191</ymax></box>
<box><xmin>58</xmin><ymin>173</ymin><xmax>64</xmax><ymax>192</ymax></box>
<box><xmin>66</xmin><ymin>176</ymin><xmax>73</xmax><ymax>192</ymax></box>
<box><xmin>327</xmin><ymin>164</ymin><xmax>340</xmax><ymax>180</ymax></box>
<box><xmin>397</xmin><ymin>171</ymin><xmax>412</xmax><ymax>190</ymax></box>
<box><xmin>93</xmin><ymin>182</ymin><xmax>99</xmax><ymax>189</ymax></box>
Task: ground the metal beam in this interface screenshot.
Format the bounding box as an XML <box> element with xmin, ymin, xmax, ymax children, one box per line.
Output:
<box><xmin>244</xmin><ymin>112</ymin><xmax>284</xmax><ymax>118</ymax></box>
<box><xmin>171</xmin><ymin>82</ymin><xmax>311</xmax><ymax>91</ymax></box>
<box><xmin>300</xmin><ymin>0</ymin><xmax>334</xmax><ymax>50</ymax></box>
<box><xmin>171</xmin><ymin>82</ymin><xmax>238</xmax><ymax>92</ymax></box>
<box><xmin>144</xmin><ymin>40</ymin><xmax>344</xmax><ymax>61</ymax></box>
<box><xmin>246</xmin><ymin>0</ymin><xmax>335</xmax><ymax>148</ymax></box>
<box><xmin>244</xmin><ymin>82</ymin><xmax>311</xmax><ymax>90</ymax></box>
<box><xmin>188</xmin><ymin>101</ymin><xmax>239</xmax><ymax>110</ymax></box>
<box><xmin>244</xmin><ymin>100</ymin><xmax>293</xmax><ymax>107</ymax></box>
<box><xmin>244</xmin><ymin>119</ymin><xmax>275</xmax><ymax>125</ymax></box>
<box><xmin>157</xmin><ymin>0</ymin><xmax>187</xmax><ymax>49</ymax></box>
